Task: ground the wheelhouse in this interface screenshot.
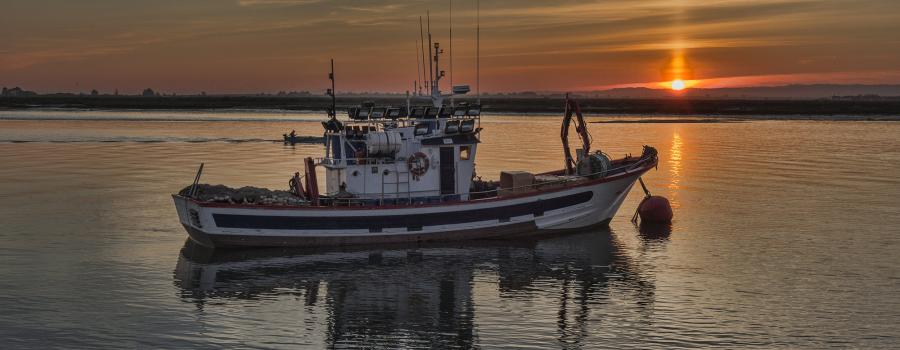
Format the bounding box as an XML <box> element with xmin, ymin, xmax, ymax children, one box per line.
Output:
<box><xmin>320</xmin><ymin>104</ymin><xmax>482</xmax><ymax>205</ymax></box>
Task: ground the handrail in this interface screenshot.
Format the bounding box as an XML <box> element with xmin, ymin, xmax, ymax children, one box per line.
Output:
<box><xmin>317</xmin><ymin>157</ymin><xmax>402</xmax><ymax>166</ymax></box>
<box><xmin>334</xmin><ymin>115</ymin><xmax>480</xmax><ymax>127</ymax></box>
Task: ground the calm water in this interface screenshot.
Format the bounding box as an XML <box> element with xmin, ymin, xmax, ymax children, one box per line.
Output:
<box><xmin>1</xmin><ymin>110</ymin><xmax>899</xmax><ymax>349</ymax></box>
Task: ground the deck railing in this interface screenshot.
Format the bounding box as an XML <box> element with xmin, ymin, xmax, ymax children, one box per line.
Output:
<box><xmin>317</xmin><ymin>157</ymin><xmax>404</xmax><ymax>167</ymax></box>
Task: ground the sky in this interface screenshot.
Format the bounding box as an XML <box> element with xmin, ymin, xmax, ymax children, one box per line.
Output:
<box><xmin>2</xmin><ymin>0</ymin><xmax>899</xmax><ymax>94</ymax></box>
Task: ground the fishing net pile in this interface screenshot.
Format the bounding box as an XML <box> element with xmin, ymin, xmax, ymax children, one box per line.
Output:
<box><xmin>179</xmin><ymin>184</ymin><xmax>307</xmax><ymax>206</ymax></box>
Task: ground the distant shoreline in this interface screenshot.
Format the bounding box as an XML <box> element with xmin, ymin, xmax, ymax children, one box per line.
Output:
<box><xmin>2</xmin><ymin>95</ymin><xmax>900</xmax><ymax>118</ymax></box>
<box><xmin>591</xmin><ymin>119</ymin><xmax>741</xmax><ymax>124</ymax></box>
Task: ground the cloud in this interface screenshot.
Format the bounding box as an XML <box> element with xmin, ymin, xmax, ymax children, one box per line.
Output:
<box><xmin>0</xmin><ymin>35</ymin><xmax>167</xmax><ymax>71</ymax></box>
<box><xmin>3</xmin><ymin>0</ymin><xmax>899</xmax><ymax>92</ymax></box>
<box><xmin>237</xmin><ymin>0</ymin><xmax>321</xmax><ymax>6</ymax></box>
<box><xmin>339</xmin><ymin>3</ymin><xmax>411</xmax><ymax>14</ymax></box>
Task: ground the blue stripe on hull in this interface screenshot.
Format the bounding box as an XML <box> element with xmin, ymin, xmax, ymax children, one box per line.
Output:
<box><xmin>212</xmin><ymin>191</ymin><xmax>593</xmax><ymax>230</ymax></box>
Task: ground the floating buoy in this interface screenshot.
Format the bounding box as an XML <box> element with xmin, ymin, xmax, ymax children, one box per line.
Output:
<box><xmin>638</xmin><ymin>196</ymin><xmax>673</xmax><ymax>223</ymax></box>
<box><xmin>631</xmin><ymin>177</ymin><xmax>674</xmax><ymax>224</ymax></box>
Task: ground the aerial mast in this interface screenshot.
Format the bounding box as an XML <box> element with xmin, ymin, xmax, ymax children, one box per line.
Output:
<box><xmin>449</xmin><ymin>0</ymin><xmax>453</xmax><ymax>105</ymax></box>
<box><xmin>328</xmin><ymin>59</ymin><xmax>336</xmax><ymax>119</ymax></box>
<box><xmin>415</xmin><ymin>39</ymin><xmax>422</xmax><ymax>95</ymax></box>
<box><xmin>476</xmin><ymin>0</ymin><xmax>481</xmax><ymax>105</ymax></box>
<box><xmin>427</xmin><ymin>11</ymin><xmax>434</xmax><ymax>96</ymax></box>
<box><xmin>419</xmin><ymin>16</ymin><xmax>427</xmax><ymax>94</ymax></box>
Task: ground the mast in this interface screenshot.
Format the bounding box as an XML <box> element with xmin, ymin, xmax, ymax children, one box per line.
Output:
<box><xmin>419</xmin><ymin>16</ymin><xmax>427</xmax><ymax>94</ymax></box>
<box><xmin>449</xmin><ymin>0</ymin><xmax>453</xmax><ymax>105</ymax></box>
<box><xmin>328</xmin><ymin>59</ymin><xmax>336</xmax><ymax>118</ymax></box>
<box><xmin>427</xmin><ymin>11</ymin><xmax>434</xmax><ymax>96</ymax></box>
<box><xmin>415</xmin><ymin>39</ymin><xmax>422</xmax><ymax>95</ymax></box>
<box><xmin>476</xmin><ymin>0</ymin><xmax>481</xmax><ymax>105</ymax></box>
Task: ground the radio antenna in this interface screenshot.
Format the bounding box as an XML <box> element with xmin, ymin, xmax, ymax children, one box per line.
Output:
<box><xmin>415</xmin><ymin>39</ymin><xmax>421</xmax><ymax>95</ymax></box>
<box><xmin>427</xmin><ymin>11</ymin><xmax>434</xmax><ymax>95</ymax></box>
<box><xmin>449</xmin><ymin>0</ymin><xmax>453</xmax><ymax>105</ymax></box>
<box><xmin>476</xmin><ymin>0</ymin><xmax>481</xmax><ymax>105</ymax></box>
<box><xmin>419</xmin><ymin>16</ymin><xmax>427</xmax><ymax>94</ymax></box>
<box><xmin>328</xmin><ymin>59</ymin><xmax>336</xmax><ymax>119</ymax></box>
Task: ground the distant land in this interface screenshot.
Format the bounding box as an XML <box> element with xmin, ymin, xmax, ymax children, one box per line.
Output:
<box><xmin>580</xmin><ymin>84</ymin><xmax>900</xmax><ymax>100</ymax></box>
<box><xmin>2</xmin><ymin>84</ymin><xmax>900</xmax><ymax>117</ymax></box>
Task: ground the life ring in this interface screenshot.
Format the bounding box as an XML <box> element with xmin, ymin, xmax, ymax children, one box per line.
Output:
<box><xmin>407</xmin><ymin>152</ymin><xmax>429</xmax><ymax>179</ymax></box>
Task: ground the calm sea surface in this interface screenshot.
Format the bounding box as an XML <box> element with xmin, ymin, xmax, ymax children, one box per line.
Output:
<box><xmin>1</xmin><ymin>110</ymin><xmax>899</xmax><ymax>349</ymax></box>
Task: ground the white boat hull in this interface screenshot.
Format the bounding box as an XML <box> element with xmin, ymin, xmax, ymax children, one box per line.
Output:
<box><xmin>174</xmin><ymin>166</ymin><xmax>650</xmax><ymax>248</ymax></box>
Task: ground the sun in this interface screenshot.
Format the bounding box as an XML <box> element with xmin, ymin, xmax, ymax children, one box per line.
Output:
<box><xmin>671</xmin><ymin>79</ymin><xmax>686</xmax><ymax>91</ymax></box>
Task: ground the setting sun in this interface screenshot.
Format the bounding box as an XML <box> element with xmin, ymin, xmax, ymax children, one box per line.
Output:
<box><xmin>671</xmin><ymin>79</ymin><xmax>686</xmax><ymax>91</ymax></box>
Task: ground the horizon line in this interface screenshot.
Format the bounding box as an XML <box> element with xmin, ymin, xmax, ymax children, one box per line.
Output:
<box><xmin>5</xmin><ymin>82</ymin><xmax>900</xmax><ymax>97</ymax></box>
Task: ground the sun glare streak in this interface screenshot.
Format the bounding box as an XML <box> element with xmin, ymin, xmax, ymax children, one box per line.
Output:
<box><xmin>667</xmin><ymin>130</ymin><xmax>683</xmax><ymax>208</ymax></box>
<box><xmin>662</xmin><ymin>48</ymin><xmax>695</xmax><ymax>90</ymax></box>
<box><xmin>656</xmin><ymin>48</ymin><xmax>697</xmax><ymax>92</ymax></box>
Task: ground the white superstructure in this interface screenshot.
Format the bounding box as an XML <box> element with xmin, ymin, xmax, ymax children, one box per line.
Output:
<box><xmin>321</xmin><ymin>104</ymin><xmax>480</xmax><ymax>203</ymax></box>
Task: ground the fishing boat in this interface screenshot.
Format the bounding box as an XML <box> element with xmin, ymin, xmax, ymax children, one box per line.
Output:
<box><xmin>283</xmin><ymin>133</ymin><xmax>301</xmax><ymax>145</ymax></box>
<box><xmin>173</xmin><ymin>31</ymin><xmax>658</xmax><ymax>248</ymax></box>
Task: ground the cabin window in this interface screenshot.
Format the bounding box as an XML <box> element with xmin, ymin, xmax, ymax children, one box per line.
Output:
<box><xmin>331</xmin><ymin>135</ymin><xmax>342</xmax><ymax>159</ymax></box>
<box><xmin>460</xmin><ymin>146</ymin><xmax>471</xmax><ymax>160</ymax></box>
<box><xmin>414</xmin><ymin>123</ymin><xmax>430</xmax><ymax>136</ymax></box>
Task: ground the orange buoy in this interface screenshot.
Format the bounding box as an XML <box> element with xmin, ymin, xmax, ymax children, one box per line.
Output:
<box><xmin>638</xmin><ymin>196</ymin><xmax>673</xmax><ymax>223</ymax></box>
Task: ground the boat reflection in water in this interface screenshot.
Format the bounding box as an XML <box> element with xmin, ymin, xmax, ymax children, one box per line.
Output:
<box><xmin>174</xmin><ymin>229</ymin><xmax>654</xmax><ymax>348</ymax></box>
<box><xmin>638</xmin><ymin>221</ymin><xmax>673</xmax><ymax>242</ymax></box>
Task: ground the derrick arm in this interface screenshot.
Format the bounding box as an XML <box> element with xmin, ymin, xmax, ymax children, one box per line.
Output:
<box><xmin>561</xmin><ymin>95</ymin><xmax>592</xmax><ymax>174</ymax></box>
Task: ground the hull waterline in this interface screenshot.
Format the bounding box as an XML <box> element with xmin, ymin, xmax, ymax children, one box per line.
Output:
<box><xmin>174</xmin><ymin>164</ymin><xmax>652</xmax><ymax>248</ymax></box>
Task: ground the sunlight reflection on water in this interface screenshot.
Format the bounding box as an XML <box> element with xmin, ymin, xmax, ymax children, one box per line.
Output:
<box><xmin>667</xmin><ymin>130</ymin><xmax>684</xmax><ymax>208</ymax></box>
<box><xmin>1</xmin><ymin>112</ymin><xmax>899</xmax><ymax>348</ymax></box>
